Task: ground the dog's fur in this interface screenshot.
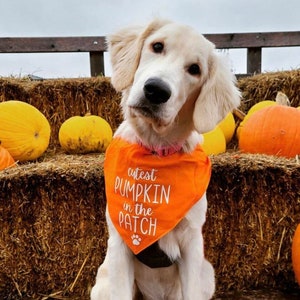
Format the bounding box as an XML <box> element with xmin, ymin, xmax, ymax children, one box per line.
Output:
<box><xmin>91</xmin><ymin>19</ymin><xmax>240</xmax><ymax>300</ymax></box>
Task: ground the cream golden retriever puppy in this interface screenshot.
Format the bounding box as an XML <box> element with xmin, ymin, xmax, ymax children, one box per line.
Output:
<box><xmin>91</xmin><ymin>19</ymin><xmax>240</xmax><ymax>300</ymax></box>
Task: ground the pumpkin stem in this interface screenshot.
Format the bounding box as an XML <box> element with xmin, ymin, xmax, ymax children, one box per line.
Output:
<box><xmin>85</xmin><ymin>112</ymin><xmax>92</xmax><ymax>117</ymax></box>
<box><xmin>275</xmin><ymin>91</ymin><xmax>290</xmax><ymax>106</ymax></box>
<box><xmin>233</xmin><ymin>108</ymin><xmax>246</xmax><ymax>121</ymax></box>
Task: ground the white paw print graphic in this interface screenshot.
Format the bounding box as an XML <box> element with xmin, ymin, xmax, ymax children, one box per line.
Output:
<box><xmin>131</xmin><ymin>234</ymin><xmax>142</xmax><ymax>245</ymax></box>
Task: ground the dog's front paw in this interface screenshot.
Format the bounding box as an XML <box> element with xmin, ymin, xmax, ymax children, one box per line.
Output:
<box><xmin>131</xmin><ymin>234</ymin><xmax>142</xmax><ymax>245</ymax></box>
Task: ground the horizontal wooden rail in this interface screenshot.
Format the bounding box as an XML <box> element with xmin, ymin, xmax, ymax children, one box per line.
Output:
<box><xmin>206</xmin><ymin>31</ymin><xmax>300</xmax><ymax>75</ymax></box>
<box><xmin>0</xmin><ymin>36</ymin><xmax>106</xmax><ymax>53</ymax></box>
<box><xmin>205</xmin><ymin>31</ymin><xmax>300</xmax><ymax>48</ymax></box>
<box><xmin>0</xmin><ymin>31</ymin><xmax>299</xmax><ymax>77</ymax></box>
<box><xmin>0</xmin><ymin>37</ymin><xmax>107</xmax><ymax>77</ymax></box>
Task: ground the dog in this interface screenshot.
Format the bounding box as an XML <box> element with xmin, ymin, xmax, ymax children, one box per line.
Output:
<box><xmin>91</xmin><ymin>19</ymin><xmax>240</xmax><ymax>300</ymax></box>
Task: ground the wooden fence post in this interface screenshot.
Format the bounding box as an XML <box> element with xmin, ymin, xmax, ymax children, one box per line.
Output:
<box><xmin>89</xmin><ymin>52</ymin><xmax>105</xmax><ymax>77</ymax></box>
<box><xmin>247</xmin><ymin>47</ymin><xmax>262</xmax><ymax>74</ymax></box>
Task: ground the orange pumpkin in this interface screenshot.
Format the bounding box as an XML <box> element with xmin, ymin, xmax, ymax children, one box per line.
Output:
<box><xmin>0</xmin><ymin>145</ymin><xmax>15</xmax><ymax>170</ymax></box>
<box><xmin>239</xmin><ymin>105</ymin><xmax>300</xmax><ymax>158</ymax></box>
<box><xmin>292</xmin><ymin>224</ymin><xmax>300</xmax><ymax>285</ymax></box>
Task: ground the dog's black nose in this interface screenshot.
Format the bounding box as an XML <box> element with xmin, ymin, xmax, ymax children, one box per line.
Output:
<box><xmin>143</xmin><ymin>78</ymin><xmax>171</xmax><ymax>104</ymax></box>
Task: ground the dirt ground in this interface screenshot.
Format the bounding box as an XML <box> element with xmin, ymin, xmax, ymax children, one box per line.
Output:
<box><xmin>214</xmin><ymin>289</ymin><xmax>300</xmax><ymax>299</ymax></box>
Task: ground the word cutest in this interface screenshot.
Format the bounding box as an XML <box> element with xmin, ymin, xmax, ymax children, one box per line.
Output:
<box><xmin>127</xmin><ymin>167</ymin><xmax>158</xmax><ymax>182</ymax></box>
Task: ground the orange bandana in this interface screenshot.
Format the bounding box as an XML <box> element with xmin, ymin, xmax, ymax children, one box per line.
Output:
<box><xmin>104</xmin><ymin>138</ymin><xmax>211</xmax><ymax>254</ymax></box>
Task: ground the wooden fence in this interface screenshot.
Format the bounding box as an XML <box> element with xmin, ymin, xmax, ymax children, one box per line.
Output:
<box><xmin>0</xmin><ymin>31</ymin><xmax>299</xmax><ymax>77</ymax></box>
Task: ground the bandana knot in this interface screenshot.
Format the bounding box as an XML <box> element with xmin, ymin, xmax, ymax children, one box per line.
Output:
<box><xmin>137</xmin><ymin>140</ymin><xmax>183</xmax><ymax>157</ymax></box>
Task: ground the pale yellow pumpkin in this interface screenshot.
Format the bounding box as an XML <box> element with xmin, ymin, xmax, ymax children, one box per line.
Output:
<box><xmin>59</xmin><ymin>114</ymin><xmax>113</xmax><ymax>154</ymax></box>
<box><xmin>0</xmin><ymin>100</ymin><xmax>51</xmax><ymax>161</ymax></box>
<box><xmin>202</xmin><ymin>126</ymin><xmax>226</xmax><ymax>155</ymax></box>
<box><xmin>217</xmin><ymin>112</ymin><xmax>236</xmax><ymax>144</ymax></box>
<box><xmin>247</xmin><ymin>100</ymin><xmax>277</xmax><ymax>115</ymax></box>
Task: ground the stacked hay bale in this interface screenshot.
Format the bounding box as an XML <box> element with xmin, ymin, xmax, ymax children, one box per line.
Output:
<box><xmin>0</xmin><ymin>77</ymin><xmax>122</xmax><ymax>150</ymax></box>
<box><xmin>0</xmin><ymin>70</ymin><xmax>300</xmax><ymax>298</ymax></box>
<box><xmin>0</xmin><ymin>153</ymin><xmax>299</xmax><ymax>299</ymax></box>
<box><xmin>206</xmin><ymin>154</ymin><xmax>300</xmax><ymax>293</ymax></box>
<box><xmin>238</xmin><ymin>69</ymin><xmax>300</xmax><ymax>112</ymax></box>
<box><xmin>0</xmin><ymin>154</ymin><xmax>107</xmax><ymax>299</ymax></box>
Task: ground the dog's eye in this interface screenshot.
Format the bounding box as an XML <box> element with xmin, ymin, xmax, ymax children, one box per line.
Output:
<box><xmin>188</xmin><ymin>64</ymin><xmax>201</xmax><ymax>76</ymax></box>
<box><xmin>152</xmin><ymin>42</ymin><xmax>164</xmax><ymax>53</ymax></box>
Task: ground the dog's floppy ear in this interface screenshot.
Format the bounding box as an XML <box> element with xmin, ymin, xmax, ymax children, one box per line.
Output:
<box><xmin>193</xmin><ymin>54</ymin><xmax>241</xmax><ymax>133</ymax></box>
<box><xmin>107</xmin><ymin>25</ymin><xmax>144</xmax><ymax>91</ymax></box>
<box><xmin>107</xmin><ymin>19</ymin><xmax>170</xmax><ymax>92</ymax></box>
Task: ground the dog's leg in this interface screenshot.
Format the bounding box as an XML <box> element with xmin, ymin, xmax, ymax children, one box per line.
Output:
<box><xmin>199</xmin><ymin>258</ymin><xmax>215</xmax><ymax>299</ymax></box>
<box><xmin>91</xmin><ymin>236</ymin><xmax>135</xmax><ymax>300</ymax></box>
<box><xmin>108</xmin><ymin>234</ymin><xmax>135</xmax><ymax>299</ymax></box>
<box><xmin>90</xmin><ymin>255</ymin><xmax>110</xmax><ymax>300</ymax></box>
<box><xmin>178</xmin><ymin>198</ymin><xmax>215</xmax><ymax>300</ymax></box>
<box><xmin>178</xmin><ymin>231</ymin><xmax>215</xmax><ymax>300</ymax></box>
<box><xmin>91</xmin><ymin>212</ymin><xmax>135</xmax><ymax>300</ymax></box>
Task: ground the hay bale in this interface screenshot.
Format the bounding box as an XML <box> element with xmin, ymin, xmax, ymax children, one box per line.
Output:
<box><xmin>0</xmin><ymin>152</ymin><xmax>299</xmax><ymax>299</ymax></box>
<box><xmin>0</xmin><ymin>154</ymin><xmax>108</xmax><ymax>299</ymax></box>
<box><xmin>206</xmin><ymin>153</ymin><xmax>300</xmax><ymax>293</ymax></box>
<box><xmin>0</xmin><ymin>77</ymin><xmax>30</xmax><ymax>102</ymax></box>
<box><xmin>0</xmin><ymin>77</ymin><xmax>122</xmax><ymax>150</ymax></box>
<box><xmin>1</xmin><ymin>71</ymin><xmax>300</xmax><ymax>298</ymax></box>
<box><xmin>238</xmin><ymin>69</ymin><xmax>300</xmax><ymax>112</ymax></box>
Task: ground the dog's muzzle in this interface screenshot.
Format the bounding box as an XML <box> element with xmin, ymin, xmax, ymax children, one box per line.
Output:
<box><xmin>143</xmin><ymin>78</ymin><xmax>171</xmax><ymax>104</ymax></box>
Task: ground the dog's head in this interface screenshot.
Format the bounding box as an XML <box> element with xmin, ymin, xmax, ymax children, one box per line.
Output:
<box><xmin>108</xmin><ymin>19</ymin><xmax>240</xmax><ymax>144</ymax></box>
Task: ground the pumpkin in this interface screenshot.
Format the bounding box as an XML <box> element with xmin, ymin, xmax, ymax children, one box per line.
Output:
<box><xmin>247</xmin><ymin>100</ymin><xmax>277</xmax><ymax>115</ymax></box>
<box><xmin>237</xmin><ymin>92</ymin><xmax>290</xmax><ymax>139</ymax></box>
<box><xmin>218</xmin><ymin>112</ymin><xmax>236</xmax><ymax>144</ymax></box>
<box><xmin>237</xmin><ymin>100</ymin><xmax>277</xmax><ymax>139</ymax></box>
<box><xmin>0</xmin><ymin>145</ymin><xmax>15</xmax><ymax>170</ymax></box>
<box><xmin>0</xmin><ymin>100</ymin><xmax>51</xmax><ymax>161</ymax></box>
<box><xmin>202</xmin><ymin>126</ymin><xmax>226</xmax><ymax>155</ymax></box>
<box><xmin>59</xmin><ymin>114</ymin><xmax>113</xmax><ymax>154</ymax></box>
<box><xmin>239</xmin><ymin>105</ymin><xmax>300</xmax><ymax>158</ymax></box>
<box><xmin>292</xmin><ymin>224</ymin><xmax>300</xmax><ymax>285</ymax></box>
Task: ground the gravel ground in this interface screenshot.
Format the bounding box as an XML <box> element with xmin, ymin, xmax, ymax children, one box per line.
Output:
<box><xmin>214</xmin><ymin>289</ymin><xmax>300</xmax><ymax>299</ymax></box>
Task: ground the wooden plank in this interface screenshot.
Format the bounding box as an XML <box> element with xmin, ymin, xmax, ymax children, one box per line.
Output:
<box><xmin>0</xmin><ymin>31</ymin><xmax>299</xmax><ymax>77</ymax></box>
<box><xmin>204</xmin><ymin>31</ymin><xmax>300</xmax><ymax>49</ymax></box>
<box><xmin>90</xmin><ymin>51</ymin><xmax>105</xmax><ymax>76</ymax></box>
<box><xmin>0</xmin><ymin>32</ymin><xmax>299</xmax><ymax>54</ymax></box>
<box><xmin>0</xmin><ymin>36</ymin><xmax>107</xmax><ymax>53</ymax></box>
<box><xmin>247</xmin><ymin>47</ymin><xmax>262</xmax><ymax>74</ymax></box>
